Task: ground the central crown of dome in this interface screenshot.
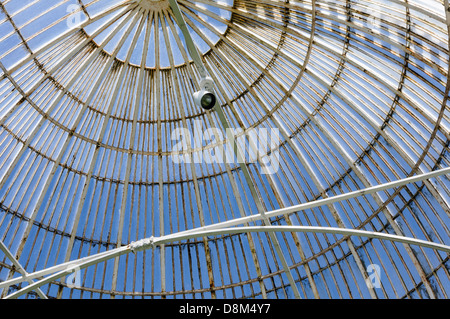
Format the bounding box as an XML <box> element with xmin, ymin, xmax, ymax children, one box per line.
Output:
<box><xmin>138</xmin><ymin>0</ymin><xmax>170</xmax><ymax>10</ymax></box>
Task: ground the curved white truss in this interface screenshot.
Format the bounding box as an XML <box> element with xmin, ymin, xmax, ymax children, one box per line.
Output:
<box><xmin>1</xmin><ymin>167</ymin><xmax>450</xmax><ymax>299</ymax></box>
<box><xmin>4</xmin><ymin>225</ymin><xmax>450</xmax><ymax>299</ymax></box>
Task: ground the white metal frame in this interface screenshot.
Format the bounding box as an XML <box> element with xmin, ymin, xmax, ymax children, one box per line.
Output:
<box><xmin>1</xmin><ymin>166</ymin><xmax>449</xmax><ymax>299</ymax></box>
<box><xmin>0</xmin><ymin>240</ymin><xmax>47</xmax><ymax>299</ymax></box>
<box><xmin>0</xmin><ymin>0</ymin><xmax>449</xmax><ymax>300</ymax></box>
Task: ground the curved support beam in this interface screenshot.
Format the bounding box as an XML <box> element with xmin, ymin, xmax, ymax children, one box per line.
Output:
<box><xmin>2</xmin><ymin>166</ymin><xmax>449</xmax><ymax>298</ymax></box>
<box><xmin>154</xmin><ymin>226</ymin><xmax>450</xmax><ymax>253</ymax></box>
<box><xmin>3</xmin><ymin>224</ymin><xmax>450</xmax><ymax>299</ymax></box>
<box><xmin>165</xmin><ymin>166</ymin><xmax>450</xmax><ymax>240</ymax></box>
<box><xmin>168</xmin><ymin>0</ymin><xmax>207</xmax><ymax>78</ymax></box>
<box><xmin>2</xmin><ymin>246</ymin><xmax>131</xmax><ymax>299</ymax></box>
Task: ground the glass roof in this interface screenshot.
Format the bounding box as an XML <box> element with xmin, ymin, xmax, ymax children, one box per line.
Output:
<box><xmin>0</xmin><ymin>0</ymin><xmax>449</xmax><ymax>299</ymax></box>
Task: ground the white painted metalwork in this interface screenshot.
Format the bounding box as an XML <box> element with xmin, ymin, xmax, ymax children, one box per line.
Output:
<box><xmin>4</xmin><ymin>223</ymin><xmax>450</xmax><ymax>299</ymax></box>
<box><xmin>0</xmin><ymin>240</ymin><xmax>47</xmax><ymax>299</ymax></box>
<box><xmin>0</xmin><ymin>0</ymin><xmax>449</xmax><ymax>299</ymax></box>
<box><xmin>1</xmin><ymin>166</ymin><xmax>449</xmax><ymax>298</ymax></box>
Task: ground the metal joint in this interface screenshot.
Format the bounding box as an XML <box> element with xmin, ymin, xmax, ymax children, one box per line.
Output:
<box><xmin>129</xmin><ymin>236</ymin><xmax>156</xmax><ymax>253</ymax></box>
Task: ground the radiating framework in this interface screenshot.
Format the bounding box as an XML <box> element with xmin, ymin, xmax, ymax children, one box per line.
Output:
<box><xmin>0</xmin><ymin>0</ymin><xmax>449</xmax><ymax>299</ymax></box>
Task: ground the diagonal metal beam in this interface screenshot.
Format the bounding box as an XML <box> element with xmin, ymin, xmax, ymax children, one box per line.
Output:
<box><xmin>167</xmin><ymin>0</ymin><xmax>207</xmax><ymax>78</ymax></box>
<box><xmin>168</xmin><ymin>0</ymin><xmax>302</xmax><ymax>299</ymax></box>
<box><xmin>0</xmin><ymin>240</ymin><xmax>47</xmax><ymax>299</ymax></box>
